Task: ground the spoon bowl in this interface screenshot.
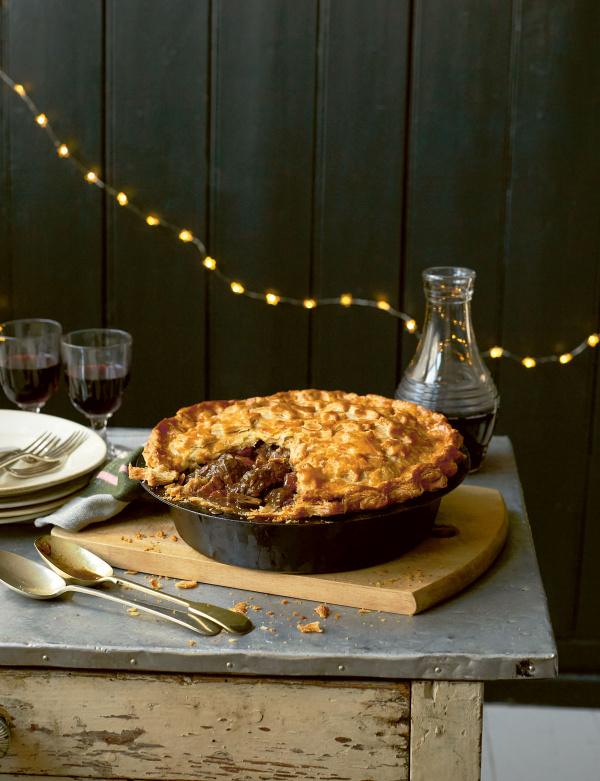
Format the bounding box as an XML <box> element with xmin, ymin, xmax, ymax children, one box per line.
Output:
<box><xmin>35</xmin><ymin>536</ymin><xmax>113</xmax><ymax>585</ymax></box>
<box><xmin>0</xmin><ymin>550</ymin><xmax>66</xmax><ymax>598</ymax></box>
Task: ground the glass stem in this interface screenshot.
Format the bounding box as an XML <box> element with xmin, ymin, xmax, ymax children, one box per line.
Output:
<box><xmin>88</xmin><ymin>416</ymin><xmax>112</xmax><ymax>457</ymax></box>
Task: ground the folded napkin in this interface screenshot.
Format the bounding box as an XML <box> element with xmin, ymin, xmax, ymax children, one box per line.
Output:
<box><xmin>35</xmin><ymin>446</ymin><xmax>145</xmax><ymax>532</ymax></box>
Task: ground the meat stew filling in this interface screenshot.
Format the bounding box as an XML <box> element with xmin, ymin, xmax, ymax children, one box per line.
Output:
<box><xmin>182</xmin><ymin>441</ymin><xmax>296</xmax><ymax>512</ymax></box>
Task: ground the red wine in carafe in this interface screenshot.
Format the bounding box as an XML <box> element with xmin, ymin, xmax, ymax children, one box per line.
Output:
<box><xmin>66</xmin><ymin>364</ymin><xmax>129</xmax><ymax>416</ymax></box>
<box><xmin>446</xmin><ymin>411</ymin><xmax>497</xmax><ymax>473</ymax></box>
<box><xmin>0</xmin><ymin>353</ymin><xmax>60</xmax><ymax>405</ymax></box>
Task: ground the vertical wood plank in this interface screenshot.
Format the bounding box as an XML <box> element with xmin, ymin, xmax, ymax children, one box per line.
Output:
<box><xmin>1</xmin><ymin>0</ymin><xmax>104</xmax><ymax>420</ymax></box>
<box><xmin>403</xmin><ymin>0</ymin><xmax>512</xmax><ymax>357</ymax></box>
<box><xmin>311</xmin><ymin>0</ymin><xmax>409</xmax><ymax>397</ymax></box>
<box><xmin>0</xmin><ymin>4</ymin><xmax>12</xmax><ymax>324</ymax></box>
<box><xmin>574</xmin><ymin>342</ymin><xmax>600</xmax><ymax>640</ymax></box>
<box><xmin>105</xmin><ymin>0</ymin><xmax>210</xmax><ymax>426</ymax></box>
<box><xmin>496</xmin><ymin>0</ymin><xmax>600</xmax><ymax>638</ymax></box>
<box><xmin>410</xmin><ymin>681</ymin><xmax>483</xmax><ymax>781</ymax></box>
<box><xmin>207</xmin><ymin>0</ymin><xmax>317</xmax><ymax>400</ymax></box>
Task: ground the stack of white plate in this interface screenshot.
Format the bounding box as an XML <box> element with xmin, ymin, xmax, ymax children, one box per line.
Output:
<box><xmin>0</xmin><ymin>410</ymin><xmax>107</xmax><ymax>524</ymax></box>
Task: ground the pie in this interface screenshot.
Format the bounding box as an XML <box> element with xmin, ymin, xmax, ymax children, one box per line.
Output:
<box><xmin>129</xmin><ymin>389</ymin><xmax>465</xmax><ymax>522</ymax></box>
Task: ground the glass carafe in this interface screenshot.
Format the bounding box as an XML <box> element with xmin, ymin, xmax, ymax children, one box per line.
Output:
<box><xmin>395</xmin><ymin>266</ymin><xmax>499</xmax><ymax>472</ymax></box>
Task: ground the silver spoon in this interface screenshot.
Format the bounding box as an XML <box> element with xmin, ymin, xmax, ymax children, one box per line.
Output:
<box><xmin>0</xmin><ymin>549</ymin><xmax>217</xmax><ymax>637</ymax></box>
<box><xmin>34</xmin><ymin>535</ymin><xmax>253</xmax><ymax>635</ymax></box>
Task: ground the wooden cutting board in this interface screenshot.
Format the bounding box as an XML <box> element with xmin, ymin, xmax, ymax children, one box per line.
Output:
<box><xmin>52</xmin><ymin>485</ymin><xmax>508</xmax><ymax>615</ymax></box>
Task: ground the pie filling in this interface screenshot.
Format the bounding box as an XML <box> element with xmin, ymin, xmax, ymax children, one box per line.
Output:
<box><xmin>179</xmin><ymin>441</ymin><xmax>298</xmax><ymax>513</ymax></box>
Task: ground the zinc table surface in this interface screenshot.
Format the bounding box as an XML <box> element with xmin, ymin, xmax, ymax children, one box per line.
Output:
<box><xmin>0</xmin><ymin>433</ymin><xmax>557</xmax><ymax>682</ymax></box>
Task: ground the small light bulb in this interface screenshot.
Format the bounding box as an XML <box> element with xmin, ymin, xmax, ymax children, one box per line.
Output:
<box><xmin>377</xmin><ymin>300</ymin><xmax>391</xmax><ymax>311</ymax></box>
<box><xmin>303</xmin><ymin>298</ymin><xmax>317</xmax><ymax>309</ymax></box>
<box><xmin>522</xmin><ymin>357</ymin><xmax>536</xmax><ymax>368</ymax></box>
<box><xmin>231</xmin><ymin>282</ymin><xmax>244</xmax><ymax>294</ymax></box>
<box><xmin>14</xmin><ymin>84</ymin><xmax>25</xmax><ymax>96</ymax></box>
<box><xmin>490</xmin><ymin>346</ymin><xmax>504</xmax><ymax>358</ymax></box>
<box><xmin>117</xmin><ymin>192</ymin><xmax>128</xmax><ymax>205</ymax></box>
<box><xmin>179</xmin><ymin>230</ymin><xmax>193</xmax><ymax>242</ymax></box>
<box><xmin>405</xmin><ymin>319</ymin><xmax>417</xmax><ymax>332</ymax></box>
<box><xmin>146</xmin><ymin>216</ymin><xmax>159</xmax><ymax>226</ymax></box>
<box><xmin>340</xmin><ymin>294</ymin><xmax>353</xmax><ymax>307</ymax></box>
<box><xmin>559</xmin><ymin>353</ymin><xmax>573</xmax><ymax>364</ymax></box>
<box><xmin>588</xmin><ymin>333</ymin><xmax>599</xmax><ymax>347</ymax></box>
<box><xmin>86</xmin><ymin>171</ymin><xmax>97</xmax><ymax>182</ymax></box>
<box><xmin>36</xmin><ymin>114</ymin><xmax>48</xmax><ymax>127</ymax></box>
<box><xmin>203</xmin><ymin>256</ymin><xmax>216</xmax><ymax>270</ymax></box>
<box><xmin>58</xmin><ymin>144</ymin><xmax>70</xmax><ymax>157</ymax></box>
<box><xmin>266</xmin><ymin>293</ymin><xmax>280</xmax><ymax>305</ymax></box>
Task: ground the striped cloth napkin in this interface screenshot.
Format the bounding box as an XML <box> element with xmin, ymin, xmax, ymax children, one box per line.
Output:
<box><xmin>35</xmin><ymin>446</ymin><xmax>145</xmax><ymax>531</ymax></box>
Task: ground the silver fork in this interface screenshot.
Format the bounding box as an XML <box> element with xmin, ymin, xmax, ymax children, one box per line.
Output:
<box><xmin>0</xmin><ymin>432</ymin><xmax>61</xmax><ymax>470</ymax></box>
<box><xmin>3</xmin><ymin>432</ymin><xmax>89</xmax><ymax>478</ymax></box>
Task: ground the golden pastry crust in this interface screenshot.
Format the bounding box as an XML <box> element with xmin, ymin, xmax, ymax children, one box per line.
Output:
<box><xmin>130</xmin><ymin>389</ymin><xmax>464</xmax><ymax>521</ymax></box>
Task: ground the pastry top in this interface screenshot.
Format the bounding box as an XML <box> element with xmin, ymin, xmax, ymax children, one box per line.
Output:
<box><xmin>130</xmin><ymin>389</ymin><xmax>465</xmax><ymax>521</ymax></box>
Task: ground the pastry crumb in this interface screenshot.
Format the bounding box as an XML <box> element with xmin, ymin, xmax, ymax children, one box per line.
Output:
<box><xmin>251</xmin><ymin>605</ymin><xmax>262</xmax><ymax>611</ymax></box>
<box><xmin>266</xmin><ymin>611</ymin><xmax>274</xmax><ymax>616</ymax></box>
<box><xmin>171</xmin><ymin>535</ymin><xmax>178</xmax><ymax>542</ymax></box>
<box><xmin>127</xmin><ymin>607</ymin><xmax>140</xmax><ymax>616</ymax></box>
<box><xmin>176</xmin><ymin>580</ymin><xmax>198</xmax><ymax>589</ymax></box>
<box><xmin>315</xmin><ymin>604</ymin><xmax>330</xmax><ymax>619</ymax></box>
<box><xmin>135</xmin><ymin>533</ymin><xmax>146</xmax><ymax>539</ymax></box>
<box><xmin>297</xmin><ymin>621</ymin><xmax>323</xmax><ymax>633</ymax></box>
<box><xmin>229</xmin><ymin>638</ymin><xmax>237</xmax><ymax>642</ymax></box>
<box><xmin>282</xmin><ymin>599</ymin><xmax>289</xmax><ymax>604</ymax></box>
<box><xmin>269</xmin><ymin>628</ymin><xmax>276</xmax><ymax>633</ymax></box>
<box><xmin>334</xmin><ymin>613</ymin><xmax>340</xmax><ymax>619</ymax></box>
<box><xmin>125</xmin><ymin>570</ymin><xmax>138</xmax><ymax>575</ymax></box>
<box><xmin>359</xmin><ymin>608</ymin><xmax>372</xmax><ymax>614</ymax></box>
<box><xmin>149</xmin><ymin>578</ymin><xmax>162</xmax><ymax>590</ymax></box>
<box><xmin>189</xmin><ymin>640</ymin><xmax>196</xmax><ymax>646</ymax></box>
<box><xmin>233</xmin><ymin>602</ymin><xmax>249</xmax><ymax>614</ymax></box>
<box><xmin>156</xmin><ymin>530</ymin><xmax>166</xmax><ymax>538</ymax></box>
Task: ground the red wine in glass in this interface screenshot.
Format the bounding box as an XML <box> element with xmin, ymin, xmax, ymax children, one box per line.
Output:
<box><xmin>0</xmin><ymin>319</ymin><xmax>62</xmax><ymax>412</ymax></box>
<box><xmin>0</xmin><ymin>353</ymin><xmax>60</xmax><ymax>408</ymax></box>
<box><xmin>61</xmin><ymin>328</ymin><xmax>132</xmax><ymax>458</ymax></box>
<box><xmin>65</xmin><ymin>364</ymin><xmax>130</xmax><ymax>417</ymax></box>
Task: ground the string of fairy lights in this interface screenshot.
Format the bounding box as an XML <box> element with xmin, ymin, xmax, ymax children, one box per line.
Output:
<box><xmin>2</xmin><ymin>68</ymin><xmax>599</xmax><ymax>369</ymax></box>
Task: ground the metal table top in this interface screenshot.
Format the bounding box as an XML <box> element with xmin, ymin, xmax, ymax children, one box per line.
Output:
<box><xmin>0</xmin><ymin>431</ymin><xmax>557</xmax><ymax>681</ymax></box>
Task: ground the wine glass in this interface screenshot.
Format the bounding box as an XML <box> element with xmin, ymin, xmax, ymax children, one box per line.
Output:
<box><xmin>61</xmin><ymin>328</ymin><xmax>132</xmax><ymax>458</ymax></box>
<box><xmin>0</xmin><ymin>318</ymin><xmax>62</xmax><ymax>412</ymax></box>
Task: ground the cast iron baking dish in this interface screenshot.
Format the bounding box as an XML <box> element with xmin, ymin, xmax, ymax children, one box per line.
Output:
<box><xmin>138</xmin><ymin>449</ymin><xmax>469</xmax><ymax>574</ymax></box>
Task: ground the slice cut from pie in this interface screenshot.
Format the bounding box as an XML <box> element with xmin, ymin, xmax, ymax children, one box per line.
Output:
<box><xmin>129</xmin><ymin>389</ymin><xmax>465</xmax><ymax>522</ymax></box>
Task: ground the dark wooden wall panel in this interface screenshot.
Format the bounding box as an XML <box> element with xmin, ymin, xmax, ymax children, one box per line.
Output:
<box><xmin>0</xmin><ymin>7</ymin><xmax>11</xmax><ymax>324</ymax></box>
<box><xmin>496</xmin><ymin>0</ymin><xmax>600</xmax><ymax>638</ymax></box>
<box><xmin>2</xmin><ymin>0</ymin><xmax>104</xmax><ymax>421</ymax></box>
<box><xmin>403</xmin><ymin>0</ymin><xmax>512</xmax><ymax>351</ymax></box>
<box><xmin>106</xmin><ymin>0</ymin><xmax>210</xmax><ymax>426</ymax></box>
<box><xmin>576</xmin><ymin>347</ymin><xmax>600</xmax><ymax>643</ymax></box>
<box><xmin>311</xmin><ymin>0</ymin><xmax>409</xmax><ymax>398</ymax></box>
<box><xmin>207</xmin><ymin>0</ymin><xmax>317</xmax><ymax>400</ymax></box>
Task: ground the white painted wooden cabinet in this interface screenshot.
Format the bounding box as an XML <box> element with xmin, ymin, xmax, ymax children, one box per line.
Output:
<box><xmin>0</xmin><ymin>670</ymin><xmax>482</xmax><ymax>781</ymax></box>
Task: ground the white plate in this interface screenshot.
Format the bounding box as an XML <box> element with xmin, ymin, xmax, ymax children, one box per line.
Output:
<box><xmin>0</xmin><ymin>410</ymin><xmax>107</xmax><ymax>498</ymax></box>
<box><xmin>0</xmin><ymin>473</ymin><xmax>91</xmax><ymax>509</ymax></box>
<box><xmin>0</xmin><ymin>494</ymin><xmax>74</xmax><ymax>519</ymax></box>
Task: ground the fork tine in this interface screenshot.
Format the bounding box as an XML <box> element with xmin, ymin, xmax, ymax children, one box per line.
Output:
<box><xmin>31</xmin><ymin>433</ymin><xmax>61</xmax><ymax>456</ymax></box>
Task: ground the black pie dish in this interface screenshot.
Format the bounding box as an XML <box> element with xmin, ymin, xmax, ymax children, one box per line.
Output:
<box><xmin>137</xmin><ymin>448</ymin><xmax>469</xmax><ymax>574</ymax></box>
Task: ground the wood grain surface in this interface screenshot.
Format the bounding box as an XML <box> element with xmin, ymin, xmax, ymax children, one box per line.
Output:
<box><xmin>53</xmin><ymin>485</ymin><xmax>508</xmax><ymax>615</ymax></box>
<box><xmin>0</xmin><ymin>669</ymin><xmax>410</xmax><ymax>780</ymax></box>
